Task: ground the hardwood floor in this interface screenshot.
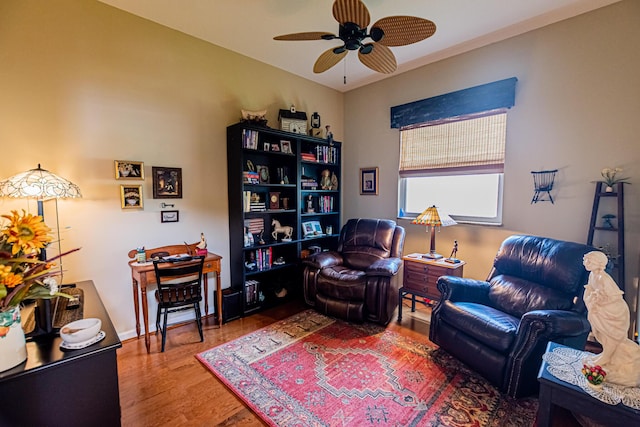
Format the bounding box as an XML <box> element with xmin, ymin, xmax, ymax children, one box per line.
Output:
<box><xmin>116</xmin><ymin>298</ymin><xmax>580</xmax><ymax>426</ymax></box>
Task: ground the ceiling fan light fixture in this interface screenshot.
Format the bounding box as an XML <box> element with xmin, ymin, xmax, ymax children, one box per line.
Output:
<box><xmin>359</xmin><ymin>43</ymin><xmax>373</xmax><ymax>55</ymax></box>
<box><xmin>370</xmin><ymin>27</ymin><xmax>384</xmax><ymax>42</ymax></box>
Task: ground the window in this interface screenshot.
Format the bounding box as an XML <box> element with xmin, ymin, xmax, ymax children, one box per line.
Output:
<box><xmin>398</xmin><ymin>111</ymin><xmax>507</xmax><ymax>225</ymax></box>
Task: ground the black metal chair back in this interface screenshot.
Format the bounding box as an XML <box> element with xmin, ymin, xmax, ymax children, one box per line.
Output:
<box><xmin>153</xmin><ymin>256</ymin><xmax>205</xmax><ymax>352</ymax></box>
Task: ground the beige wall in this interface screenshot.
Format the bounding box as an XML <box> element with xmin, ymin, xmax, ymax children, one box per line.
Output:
<box><xmin>0</xmin><ymin>0</ymin><xmax>343</xmax><ymax>338</ymax></box>
<box><xmin>343</xmin><ymin>1</ymin><xmax>640</xmax><ymax>311</ymax></box>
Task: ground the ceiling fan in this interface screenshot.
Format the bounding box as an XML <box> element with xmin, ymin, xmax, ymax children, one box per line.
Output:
<box><xmin>274</xmin><ymin>0</ymin><xmax>436</xmax><ymax>74</ymax></box>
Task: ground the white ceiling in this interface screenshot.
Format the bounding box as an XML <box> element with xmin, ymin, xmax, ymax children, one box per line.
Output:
<box><xmin>98</xmin><ymin>0</ymin><xmax>621</xmax><ymax>92</ymax></box>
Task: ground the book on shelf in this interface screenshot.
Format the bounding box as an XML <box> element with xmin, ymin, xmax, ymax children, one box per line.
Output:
<box><xmin>315</xmin><ymin>145</ymin><xmax>338</xmax><ymax>164</ymax></box>
<box><xmin>242</xmin><ymin>129</ymin><xmax>259</xmax><ymax>149</ymax></box>
<box><xmin>244</xmin><ymin>279</ymin><xmax>260</xmax><ymax>305</ymax></box>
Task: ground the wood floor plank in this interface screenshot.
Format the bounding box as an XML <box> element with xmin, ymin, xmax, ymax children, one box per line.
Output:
<box><xmin>117</xmin><ymin>298</ymin><xmax>579</xmax><ymax>426</ymax></box>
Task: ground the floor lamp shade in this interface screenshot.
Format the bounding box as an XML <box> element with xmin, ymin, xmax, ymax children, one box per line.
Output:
<box><xmin>412</xmin><ymin>205</ymin><xmax>456</xmax><ymax>259</ymax></box>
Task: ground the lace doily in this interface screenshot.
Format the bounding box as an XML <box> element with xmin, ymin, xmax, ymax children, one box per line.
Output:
<box><xmin>542</xmin><ymin>346</ymin><xmax>640</xmax><ymax>409</ymax></box>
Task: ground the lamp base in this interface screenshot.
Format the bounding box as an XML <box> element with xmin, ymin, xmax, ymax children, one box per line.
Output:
<box><xmin>422</xmin><ymin>252</ymin><xmax>443</xmax><ymax>260</ymax></box>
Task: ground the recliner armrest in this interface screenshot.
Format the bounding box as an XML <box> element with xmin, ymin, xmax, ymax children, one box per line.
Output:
<box><xmin>437</xmin><ymin>276</ymin><xmax>491</xmax><ymax>304</ymax></box>
<box><xmin>303</xmin><ymin>251</ymin><xmax>343</xmax><ymax>269</ymax></box>
<box><xmin>517</xmin><ymin>309</ymin><xmax>591</xmax><ymax>338</ymax></box>
<box><xmin>366</xmin><ymin>257</ymin><xmax>402</xmax><ymax>277</ymax></box>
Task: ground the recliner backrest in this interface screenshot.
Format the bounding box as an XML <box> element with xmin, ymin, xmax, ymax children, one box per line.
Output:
<box><xmin>487</xmin><ymin>235</ymin><xmax>593</xmax><ymax>317</ymax></box>
<box><xmin>337</xmin><ymin>218</ymin><xmax>402</xmax><ymax>270</ymax></box>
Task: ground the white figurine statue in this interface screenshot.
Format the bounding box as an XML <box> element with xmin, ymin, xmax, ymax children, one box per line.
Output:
<box><xmin>582</xmin><ymin>251</ymin><xmax>640</xmax><ymax>387</ymax></box>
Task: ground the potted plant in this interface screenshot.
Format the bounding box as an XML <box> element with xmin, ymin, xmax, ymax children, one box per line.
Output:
<box><xmin>600</xmin><ymin>167</ymin><xmax>630</xmax><ymax>192</ymax></box>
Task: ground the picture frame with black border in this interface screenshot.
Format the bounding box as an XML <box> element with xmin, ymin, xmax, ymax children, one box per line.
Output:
<box><xmin>115</xmin><ymin>160</ymin><xmax>144</xmax><ymax>180</ymax></box>
<box><xmin>360</xmin><ymin>167</ymin><xmax>379</xmax><ymax>195</ymax></box>
<box><xmin>152</xmin><ymin>166</ymin><xmax>182</xmax><ymax>199</ymax></box>
<box><xmin>120</xmin><ymin>185</ymin><xmax>143</xmax><ymax>209</ymax></box>
<box><xmin>161</xmin><ymin>210</ymin><xmax>179</xmax><ymax>223</ymax></box>
<box><xmin>263</xmin><ymin>142</ymin><xmax>270</xmax><ymax>151</ymax></box>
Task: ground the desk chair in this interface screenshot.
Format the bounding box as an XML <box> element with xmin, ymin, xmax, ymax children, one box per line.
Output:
<box><xmin>153</xmin><ymin>256</ymin><xmax>205</xmax><ymax>352</ymax></box>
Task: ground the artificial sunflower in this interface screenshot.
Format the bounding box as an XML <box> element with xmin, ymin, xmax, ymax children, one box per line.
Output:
<box><xmin>1</xmin><ymin>210</ymin><xmax>52</xmax><ymax>255</ymax></box>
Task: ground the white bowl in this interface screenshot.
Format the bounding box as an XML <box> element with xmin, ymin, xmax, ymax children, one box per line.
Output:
<box><xmin>60</xmin><ymin>318</ymin><xmax>102</xmax><ymax>343</ymax></box>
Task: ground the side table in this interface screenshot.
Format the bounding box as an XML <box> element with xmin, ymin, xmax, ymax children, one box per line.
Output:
<box><xmin>537</xmin><ymin>341</ymin><xmax>640</xmax><ymax>427</ymax></box>
<box><xmin>398</xmin><ymin>254</ymin><xmax>465</xmax><ymax>321</ymax></box>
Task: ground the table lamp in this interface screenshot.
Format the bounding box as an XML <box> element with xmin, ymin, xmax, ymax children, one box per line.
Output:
<box><xmin>412</xmin><ymin>205</ymin><xmax>456</xmax><ymax>259</ymax></box>
<box><xmin>0</xmin><ymin>164</ymin><xmax>82</xmax><ymax>336</ymax></box>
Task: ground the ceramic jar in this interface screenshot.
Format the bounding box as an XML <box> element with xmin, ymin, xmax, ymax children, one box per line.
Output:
<box><xmin>0</xmin><ymin>306</ymin><xmax>28</xmax><ymax>372</ymax></box>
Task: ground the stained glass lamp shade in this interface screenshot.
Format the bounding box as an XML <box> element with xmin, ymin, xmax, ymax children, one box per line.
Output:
<box><xmin>412</xmin><ymin>205</ymin><xmax>456</xmax><ymax>259</ymax></box>
<box><xmin>0</xmin><ymin>165</ymin><xmax>81</xmax><ymax>336</ymax></box>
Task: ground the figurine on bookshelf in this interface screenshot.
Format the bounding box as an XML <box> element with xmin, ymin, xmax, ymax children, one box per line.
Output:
<box><xmin>320</xmin><ymin>169</ymin><xmax>332</xmax><ymax>190</ymax></box>
<box><xmin>306</xmin><ymin>195</ymin><xmax>315</xmax><ymax>213</ymax></box>
<box><xmin>243</xmin><ymin>227</ymin><xmax>254</xmax><ymax>248</ymax></box>
<box><xmin>271</xmin><ymin>219</ymin><xmax>293</xmax><ymax>241</ymax></box>
<box><xmin>325</xmin><ymin>125</ymin><xmax>333</xmax><ymax>143</ymax></box>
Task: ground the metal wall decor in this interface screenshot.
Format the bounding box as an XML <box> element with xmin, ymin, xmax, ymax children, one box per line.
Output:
<box><xmin>531</xmin><ymin>169</ymin><xmax>558</xmax><ymax>204</ymax></box>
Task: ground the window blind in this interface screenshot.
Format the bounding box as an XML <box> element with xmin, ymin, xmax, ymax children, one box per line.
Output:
<box><xmin>399</xmin><ymin>111</ymin><xmax>507</xmax><ymax>177</ymax></box>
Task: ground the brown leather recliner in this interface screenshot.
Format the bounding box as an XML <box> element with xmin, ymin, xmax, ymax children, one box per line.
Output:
<box><xmin>303</xmin><ymin>218</ymin><xmax>405</xmax><ymax>325</ymax></box>
<box><xmin>430</xmin><ymin>234</ymin><xmax>595</xmax><ymax>397</ymax></box>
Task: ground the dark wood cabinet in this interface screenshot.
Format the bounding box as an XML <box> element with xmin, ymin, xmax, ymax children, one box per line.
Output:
<box><xmin>398</xmin><ymin>254</ymin><xmax>465</xmax><ymax>321</ymax></box>
<box><xmin>227</xmin><ymin>123</ymin><xmax>341</xmax><ymax>317</ymax></box>
<box><xmin>0</xmin><ymin>280</ymin><xmax>122</xmax><ymax>427</ymax></box>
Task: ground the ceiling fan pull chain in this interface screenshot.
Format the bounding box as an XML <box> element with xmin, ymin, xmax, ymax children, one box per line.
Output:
<box><xmin>344</xmin><ymin>58</ymin><xmax>347</xmax><ymax>84</ymax></box>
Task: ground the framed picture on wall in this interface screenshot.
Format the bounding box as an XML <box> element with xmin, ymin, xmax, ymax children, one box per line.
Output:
<box><xmin>160</xmin><ymin>210</ymin><xmax>179</xmax><ymax>223</ymax></box>
<box><xmin>115</xmin><ymin>160</ymin><xmax>144</xmax><ymax>180</ymax></box>
<box><xmin>360</xmin><ymin>167</ymin><xmax>378</xmax><ymax>195</ymax></box>
<box><xmin>120</xmin><ymin>185</ymin><xmax>143</xmax><ymax>209</ymax></box>
<box><xmin>152</xmin><ymin>166</ymin><xmax>182</xmax><ymax>199</ymax></box>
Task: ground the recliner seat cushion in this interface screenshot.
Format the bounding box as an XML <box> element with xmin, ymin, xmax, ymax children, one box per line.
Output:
<box><xmin>489</xmin><ymin>274</ymin><xmax>575</xmax><ymax>318</ymax></box>
<box><xmin>439</xmin><ymin>301</ymin><xmax>519</xmax><ymax>353</ymax></box>
<box><xmin>317</xmin><ymin>266</ymin><xmax>366</xmax><ymax>300</ymax></box>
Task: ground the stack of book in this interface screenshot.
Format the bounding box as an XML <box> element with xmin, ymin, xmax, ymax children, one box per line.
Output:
<box><xmin>301</xmin><ymin>152</ymin><xmax>316</xmax><ymax>162</ymax></box>
<box><xmin>243</xmin><ymin>171</ymin><xmax>259</xmax><ymax>184</ymax></box>
<box><xmin>301</xmin><ymin>177</ymin><xmax>318</xmax><ymax>190</ymax></box>
<box><xmin>243</xmin><ymin>192</ymin><xmax>266</xmax><ymax>212</ymax></box>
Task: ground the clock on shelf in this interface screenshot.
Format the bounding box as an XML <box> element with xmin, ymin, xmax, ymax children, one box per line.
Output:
<box><xmin>278</xmin><ymin>109</ymin><xmax>308</xmax><ymax>134</ymax></box>
<box><xmin>269</xmin><ymin>192</ymin><xmax>281</xmax><ymax>210</ymax></box>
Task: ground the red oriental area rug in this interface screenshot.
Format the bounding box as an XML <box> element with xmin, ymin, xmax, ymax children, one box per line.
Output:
<box><xmin>196</xmin><ymin>310</ymin><xmax>537</xmax><ymax>426</ymax></box>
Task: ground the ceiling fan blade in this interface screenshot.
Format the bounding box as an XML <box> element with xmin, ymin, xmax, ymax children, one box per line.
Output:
<box><xmin>358</xmin><ymin>43</ymin><xmax>397</xmax><ymax>74</ymax></box>
<box><xmin>332</xmin><ymin>0</ymin><xmax>370</xmax><ymax>28</ymax></box>
<box><xmin>314</xmin><ymin>47</ymin><xmax>347</xmax><ymax>73</ymax></box>
<box><xmin>371</xmin><ymin>16</ymin><xmax>436</xmax><ymax>46</ymax></box>
<box><xmin>274</xmin><ymin>32</ymin><xmax>336</xmax><ymax>41</ymax></box>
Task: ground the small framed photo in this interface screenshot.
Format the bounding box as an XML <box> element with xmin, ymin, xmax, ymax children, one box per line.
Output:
<box><xmin>120</xmin><ymin>185</ymin><xmax>143</xmax><ymax>209</ymax></box>
<box><xmin>161</xmin><ymin>210</ymin><xmax>179</xmax><ymax>223</ymax></box>
<box><xmin>270</xmin><ymin>143</ymin><xmax>280</xmax><ymax>152</ymax></box>
<box><xmin>302</xmin><ymin>220</ymin><xmax>323</xmax><ymax>237</ymax></box>
<box><xmin>360</xmin><ymin>167</ymin><xmax>379</xmax><ymax>195</ymax></box>
<box><xmin>263</xmin><ymin>142</ymin><xmax>270</xmax><ymax>151</ymax></box>
<box><xmin>152</xmin><ymin>166</ymin><xmax>182</xmax><ymax>199</ymax></box>
<box><xmin>280</xmin><ymin>140</ymin><xmax>293</xmax><ymax>154</ymax></box>
<box><xmin>115</xmin><ymin>160</ymin><xmax>144</xmax><ymax>180</ymax></box>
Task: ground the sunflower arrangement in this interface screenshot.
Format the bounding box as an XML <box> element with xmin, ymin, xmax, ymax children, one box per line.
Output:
<box><xmin>0</xmin><ymin>210</ymin><xmax>78</xmax><ymax>313</ymax></box>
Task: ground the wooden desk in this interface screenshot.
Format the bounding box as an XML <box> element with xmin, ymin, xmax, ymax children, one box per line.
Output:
<box><xmin>0</xmin><ymin>280</ymin><xmax>122</xmax><ymax>427</ymax></box>
<box><xmin>128</xmin><ymin>243</ymin><xmax>222</xmax><ymax>353</ymax></box>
